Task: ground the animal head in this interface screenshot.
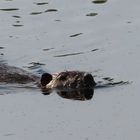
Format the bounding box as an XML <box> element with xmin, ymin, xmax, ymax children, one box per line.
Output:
<box><xmin>40</xmin><ymin>71</ymin><xmax>96</xmax><ymax>89</ymax></box>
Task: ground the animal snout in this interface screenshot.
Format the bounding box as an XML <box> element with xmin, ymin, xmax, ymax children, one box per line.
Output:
<box><xmin>84</xmin><ymin>74</ymin><xmax>96</xmax><ymax>87</ymax></box>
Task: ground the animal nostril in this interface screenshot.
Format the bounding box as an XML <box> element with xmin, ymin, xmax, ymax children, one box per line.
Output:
<box><xmin>84</xmin><ymin>74</ymin><xmax>96</xmax><ymax>87</ymax></box>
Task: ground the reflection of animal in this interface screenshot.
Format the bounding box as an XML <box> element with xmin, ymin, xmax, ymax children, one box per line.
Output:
<box><xmin>0</xmin><ymin>64</ymin><xmax>96</xmax><ymax>91</ymax></box>
<box><xmin>42</xmin><ymin>88</ymin><xmax>94</xmax><ymax>101</ymax></box>
<box><xmin>56</xmin><ymin>88</ymin><xmax>94</xmax><ymax>101</ymax></box>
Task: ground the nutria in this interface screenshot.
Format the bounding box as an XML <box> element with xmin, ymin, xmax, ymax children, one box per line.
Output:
<box><xmin>1</xmin><ymin>63</ymin><xmax>128</xmax><ymax>100</ymax></box>
<box><xmin>41</xmin><ymin>71</ymin><xmax>96</xmax><ymax>90</ymax></box>
<box><xmin>0</xmin><ymin>63</ymin><xmax>96</xmax><ymax>90</ymax></box>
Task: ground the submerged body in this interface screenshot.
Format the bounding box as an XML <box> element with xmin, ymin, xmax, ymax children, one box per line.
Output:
<box><xmin>0</xmin><ymin>63</ymin><xmax>40</xmax><ymax>84</ymax></box>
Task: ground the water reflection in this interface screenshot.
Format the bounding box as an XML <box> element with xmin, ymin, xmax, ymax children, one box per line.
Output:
<box><xmin>42</xmin><ymin>88</ymin><xmax>94</xmax><ymax>101</ymax></box>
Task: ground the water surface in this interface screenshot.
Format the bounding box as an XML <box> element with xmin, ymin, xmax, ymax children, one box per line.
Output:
<box><xmin>0</xmin><ymin>0</ymin><xmax>140</xmax><ymax>139</ymax></box>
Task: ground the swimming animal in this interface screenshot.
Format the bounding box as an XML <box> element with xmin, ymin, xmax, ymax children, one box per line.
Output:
<box><xmin>41</xmin><ymin>71</ymin><xmax>96</xmax><ymax>90</ymax></box>
<box><xmin>0</xmin><ymin>63</ymin><xmax>96</xmax><ymax>90</ymax></box>
<box><xmin>0</xmin><ymin>63</ymin><xmax>128</xmax><ymax>100</ymax></box>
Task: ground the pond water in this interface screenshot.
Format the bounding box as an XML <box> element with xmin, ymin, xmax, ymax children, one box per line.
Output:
<box><xmin>0</xmin><ymin>0</ymin><xmax>140</xmax><ymax>139</ymax></box>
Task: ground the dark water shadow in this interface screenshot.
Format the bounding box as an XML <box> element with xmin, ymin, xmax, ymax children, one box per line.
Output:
<box><xmin>54</xmin><ymin>48</ymin><xmax>99</xmax><ymax>58</ymax></box>
<box><xmin>0</xmin><ymin>47</ymin><xmax>4</xmax><ymax>56</ymax></box>
<box><xmin>44</xmin><ymin>9</ymin><xmax>58</xmax><ymax>13</ymax></box>
<box><xmin>0</xmin><ymin>49</ymin><xmax>6</xmax><ymax>63</ymax></box>
<box><xmin>69</xmin><ymin>33</ymin><xmax>83</xmax><ymax>37</ymax></box>
<box><xmin>12</xmin><ymin>24</ymin><xmax>24</xmax><ymax>27</ymax></box>
<box><xmin>91</xmin><ymin>48</ymin><xmax>99</xmax><ymax>52</ymax></box>
<box><xmin>54</xmin><ymin>52</ymin><xmax>84</xmax><ymax>57</ymax></box>
<box><xmin>0</xmin><ymin>47</ymin><xmax>5</xmax><ymax>49</ymax></box>
<box><xmin>30</xmin><ymin>12</ymin><xmax>43</xmax><ymax>15</ymax></box>
<box><xmin>29</xmin><ymin>9</ymin><xmax>58</xmax><ymax>16</ymax></box>
<box><xmin>0</xmin><ymin>8</ymin><xmax>19</xmax><ymax>11</ymax></box>
<box><xmin>43</xmin><ymin>47</ymin><xmax>54</xmax><ymax>51</ymax></box>
<box><xmin>92</xmin><ymin>0</ymin><xmax>107</xmax><ymax>4</ymax></box>
<box><xmin>12</xmin><ymin>15</ymin><xmax>21</xmax><ymax>18</ymax></box>
<box><xmin>34</xmin><ymin>2</ymin><xmax>48</xmax><ymax>5</ymax></box>
<box><xmin>86</xmin><ymin>13</ymin><xmax>98</xmax><ymax>17</ymax></box>
<box><xmin>42</xmin><ymin>88</ymin><xmax>94</xmax><ymax>101</ymax></box>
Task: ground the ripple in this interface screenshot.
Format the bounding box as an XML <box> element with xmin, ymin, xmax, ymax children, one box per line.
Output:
<box><xmin>30</xmin><ymin>12</ymin><xmax>43</xmax><ymax>15</ymax></box>
<box><xmin>12</xmin><ymin>24</ymin><xmax>24</xmax><ymax>27</ymax></box>
<box><xmin>95</xmin><ymin>77</ymin><xmax>130</xmax><ymax>89</ymax></box>
<box><xmin>12</xmin><ymin>15</ymin><xmax>21</xmax><ymax>18</ymax></box>
<box><xmin>91</xmin><ymin>49</ymin><xmax>99</xmax><ymax>52</ymax></box>
<box><xmin>0</xmin><ymin>47</ymin><xmax>5</xmax><ymax>49</ymax></box>
<box><xmin>27</xmin><ymin>62</ymin><xmax>45</xmax><ymax>70</ymax></box>
<box><xmin>0</xmin><ymin>8</ymin><xmax>19</xmax><ymax>11</ymax></box>
<box><xmin>34</xmin><ymin>2</ymin><xmax>48</xmax><ymax>5</ymax></box>
<box><xmin>54</xmin><ymin>52</ymin><xmax>84</xmax><ymax>57</ymax></box>
<box><xmin>44</xmin><ymin>9</ymin><xmax>58</xmax><ymax>13</ymax></box>
<box><xmin>69</xmin><ymin>33</ymin><xmax>83</xmax><ymax>37</ymax></box>
<box><xmin>92</xmin><ymin>0</ymin><xmax>107</xmax><ymax>4</ymax></box>
<box><xmin>43</xmin><ymin>48</ymin><xmax>54</xmax><ymax>51</ymax></box>
<box><xmin>86</xmin><ymin>13</ymin><xmax>98</xmax><ymax>16</ymax></box>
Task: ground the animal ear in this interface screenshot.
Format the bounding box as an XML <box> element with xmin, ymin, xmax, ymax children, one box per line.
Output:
<box><xmin>41</xmin><ymin>73</ymin><xmax>52</xmax><ymax>86</ymax></box>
